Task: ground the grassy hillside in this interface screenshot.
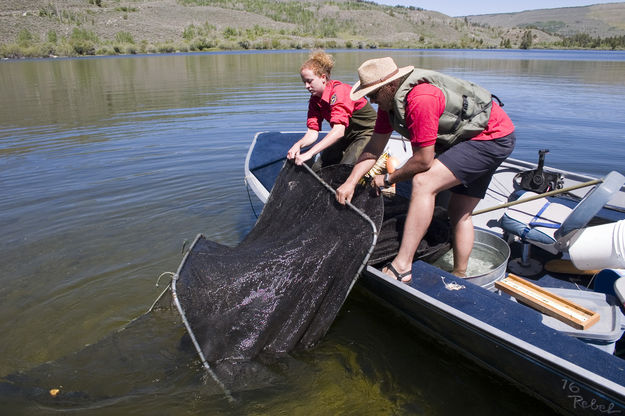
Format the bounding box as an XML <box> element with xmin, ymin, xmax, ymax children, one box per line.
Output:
<box><xmin>467</xmin><ymin>2</ymin><xmax>625</xmax><ymax>38</ymax></box>
<box><xmin>0</xmin><ymin>0</ymin><xmax>620</xmax><ymax>59</ymax></box>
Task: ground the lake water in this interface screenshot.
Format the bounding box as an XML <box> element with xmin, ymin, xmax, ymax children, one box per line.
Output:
<box><xmin>1</xmin><ymin>49</ymin><xmax>624</xmax><ymax>414</ymax></box>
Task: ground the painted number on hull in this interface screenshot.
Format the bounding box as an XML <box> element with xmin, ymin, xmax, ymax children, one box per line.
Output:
<box><xmin>562</xmin><ymin>379</ymin><xmax>621</xmax><ymax>414</ymax></box>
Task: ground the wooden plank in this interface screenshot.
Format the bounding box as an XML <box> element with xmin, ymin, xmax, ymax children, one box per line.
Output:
<box><xmin>495</xmin><ymin>273</ymin><xmax>600</xmax><ymax>330</ymax></box>
<box><xmin>544</xmin><ymin>259</ymin><xmax>600</xmax><ymax>276</ymax></box>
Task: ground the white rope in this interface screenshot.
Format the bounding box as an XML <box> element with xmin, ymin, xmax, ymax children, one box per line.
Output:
<box><xmin>156</xmin><ymin>271</ymin><xmax>174</xmax><ymax>287</ymax></box>
<box><xmin>145</xmin><ymin>272</ymin><xmax>175</xmax><ymax>314</ymax></box>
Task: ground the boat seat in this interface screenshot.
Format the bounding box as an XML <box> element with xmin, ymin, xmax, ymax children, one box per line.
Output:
<box><xmin>500</xmin><ymin>171</ymin><xmax>625</xmax><ymax>275</ymax></box>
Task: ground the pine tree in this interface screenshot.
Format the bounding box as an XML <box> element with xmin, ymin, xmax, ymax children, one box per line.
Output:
<box><xmin>520</xmin><ymin>30</ymin><xmax>533</xmax><ymax>49</ymax></box>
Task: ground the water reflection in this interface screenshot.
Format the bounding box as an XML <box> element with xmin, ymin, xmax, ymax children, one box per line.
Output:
<box><xmin>3</xmin><ymin>50</ymin><xmax>624</xmax><ymax>131</ymax></box>
<box><xmin>1</xmin><ymin>53</ymin><xmax>307</xmax><ymax>129</ymax></box>
<box><xmin>1</xmin><ymin>50</ymin><xmax>624</xmax><ymax>415</ymax></box>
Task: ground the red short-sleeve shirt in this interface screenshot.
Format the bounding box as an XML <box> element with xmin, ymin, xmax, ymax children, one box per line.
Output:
<box><xmin>307</xmin><ymin>80</ymin><xmax>369</xmax><ymax>131</ymax></box>
<box><xmin>374</xmin><ymin>83</ymin><xmax>514</xmax><ymax>147</ymax></box>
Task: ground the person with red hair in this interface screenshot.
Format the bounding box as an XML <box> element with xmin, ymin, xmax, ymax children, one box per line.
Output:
<box><xmin>287</xmin><ymin>50</ymin><xmax>376</xmax><ymax>170</ymax></box>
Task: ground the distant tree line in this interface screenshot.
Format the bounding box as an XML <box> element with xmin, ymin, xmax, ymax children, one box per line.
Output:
<box><xmin>498</xmin><ymin>29</ymin><xmax>625</xmax><ymax>50</ymax></box>
<box><xmin>557</xmin><ymin>33</ymin><xmax>625</xmax><ymax>50</ymax></box>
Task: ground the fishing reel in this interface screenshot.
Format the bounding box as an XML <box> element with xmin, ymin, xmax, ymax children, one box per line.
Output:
<box><xmin>515</xmin><ymin>149</ymin><xmax>564</xmax><ymax>194</ymax></box>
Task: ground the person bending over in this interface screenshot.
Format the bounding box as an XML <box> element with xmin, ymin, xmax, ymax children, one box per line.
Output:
<box><xmin>336</xmin><ymin>57</ymin><xmax>515</xmax><ymax>283</ymax></box>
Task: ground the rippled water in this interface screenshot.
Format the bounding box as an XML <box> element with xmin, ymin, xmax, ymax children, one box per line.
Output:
<box><xmin>1</xmin><ymin>49</ymin><xmax>625</xmax><ymax>415</ymax></box>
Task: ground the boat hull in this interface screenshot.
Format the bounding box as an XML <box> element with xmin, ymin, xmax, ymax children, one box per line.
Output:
<box><xmin>360</xmin><ymin>263</ymin><xmax>625</xmax><ymax>416</ymax></box>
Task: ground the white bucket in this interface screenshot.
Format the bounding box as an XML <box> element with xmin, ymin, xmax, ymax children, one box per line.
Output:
<box><xmin>569</xmin><ymin>219</ymin><xmax>625</xmax><ymax>270</ymax></box>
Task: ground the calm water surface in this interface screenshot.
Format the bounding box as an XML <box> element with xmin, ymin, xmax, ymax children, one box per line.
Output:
<box><xmin>1</xmin><ymin>49</ymin><xmax>625</xmax><ymax>414</ymax></box>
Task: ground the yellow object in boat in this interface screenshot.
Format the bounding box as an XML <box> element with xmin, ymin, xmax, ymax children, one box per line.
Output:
<box><xmin>359</xmin><ymin>152</ymin><xmax>389</xmax><ymax>185</ymax></box>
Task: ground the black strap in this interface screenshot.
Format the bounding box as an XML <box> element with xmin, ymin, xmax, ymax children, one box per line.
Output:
<box><xmin>491</xmin><ymin>94</ymin><xmax>504</xmax><ymax>107</ymax></box>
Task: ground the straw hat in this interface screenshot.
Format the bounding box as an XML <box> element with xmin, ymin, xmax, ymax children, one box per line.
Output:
<box><xmin>350</xmin><ymin>57</ymin><xmax>414</xmax><ymax>100</ymax></box>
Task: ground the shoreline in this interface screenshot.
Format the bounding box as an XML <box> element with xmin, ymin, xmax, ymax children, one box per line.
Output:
<box><xmin>3</xmin><ymin>45</ymin><xmax>625</xmax><ymax>62</ymax></box>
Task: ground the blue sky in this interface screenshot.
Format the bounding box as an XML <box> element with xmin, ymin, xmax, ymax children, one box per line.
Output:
<box><xmin>374</xmin><ymin>0</ymin><xmax>623</xmax><ymax>17</ymax></box>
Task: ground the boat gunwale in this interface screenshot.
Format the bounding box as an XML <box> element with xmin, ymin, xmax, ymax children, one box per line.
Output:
<box><xmin>362</xmin><ymin>264</ymin><xmax>625</xmax><ymax>400</ymax></box>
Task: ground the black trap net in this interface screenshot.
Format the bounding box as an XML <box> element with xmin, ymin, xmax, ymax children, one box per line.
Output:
<box><xmin>172</xmin><ymin>162</ymin><xmax>384</xmax><ymax>375</ymax></box>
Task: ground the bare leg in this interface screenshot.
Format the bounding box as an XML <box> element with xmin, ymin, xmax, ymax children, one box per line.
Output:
<box><xmin>447</xmin><ymin>193</ymin><xmax>481</xmax><ymax>278</ymax></box>
<box><xmin>384</xmin><ymin>160</ymin><xmax>461</xmax><ymax>282</ymax></box>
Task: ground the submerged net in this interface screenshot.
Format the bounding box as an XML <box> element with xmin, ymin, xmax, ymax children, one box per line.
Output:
<box><xmin>0</xmin><ymin>307</ymin><xmax>212</xmax><ymax>408</ymax></box>
<box><xmin>173</xmin><ymin>162</ymin><xmax>384</xmax><ymax>369</ymax></box>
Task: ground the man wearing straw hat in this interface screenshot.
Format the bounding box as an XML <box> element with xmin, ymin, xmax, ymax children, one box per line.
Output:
<box><xmin>336</xmin><ymin>57</ymin><xmax>515</xmax><ymax>283</ymax></box>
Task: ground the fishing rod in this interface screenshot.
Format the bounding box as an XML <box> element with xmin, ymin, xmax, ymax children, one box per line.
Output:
<box><xmin>471</xmin><ymin>178</ymin><xmax>602</xmax><ymax>216</ymax></box>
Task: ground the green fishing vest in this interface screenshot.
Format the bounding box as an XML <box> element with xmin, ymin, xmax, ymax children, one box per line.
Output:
<box><xmin>389</xmin><ymin>69</ymin><xmax>494</xmax><ymax>152</ymax></box>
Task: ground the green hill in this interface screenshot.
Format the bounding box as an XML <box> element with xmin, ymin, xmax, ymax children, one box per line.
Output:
<box><xmin>0</xmin><ymin>0</ymin><xmax>622</xmax><ymax>59</ymax></box>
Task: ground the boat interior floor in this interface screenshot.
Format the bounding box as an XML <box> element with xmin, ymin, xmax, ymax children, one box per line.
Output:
<box><xmin>372</xmin><ymin>189</ymin><xmax>625</xmax><ymax>359</ymax></box>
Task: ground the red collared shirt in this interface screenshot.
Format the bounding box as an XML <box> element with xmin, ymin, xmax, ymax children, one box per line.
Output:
<box><xmin>374</xmin><ymin>83</ymin><xmax>515</xmax><ymax>147</ymax></box>
<box><xmin>307</xmin><ymin>80</ymin><xmax>369</xmax><ymax>131</ymax></box>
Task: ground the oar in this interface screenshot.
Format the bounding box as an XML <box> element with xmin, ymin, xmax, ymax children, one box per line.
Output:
<box><xmin>471</xmin><ymin>178</ymin><xmax>602</xmax><ymax>216</ymax></box>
